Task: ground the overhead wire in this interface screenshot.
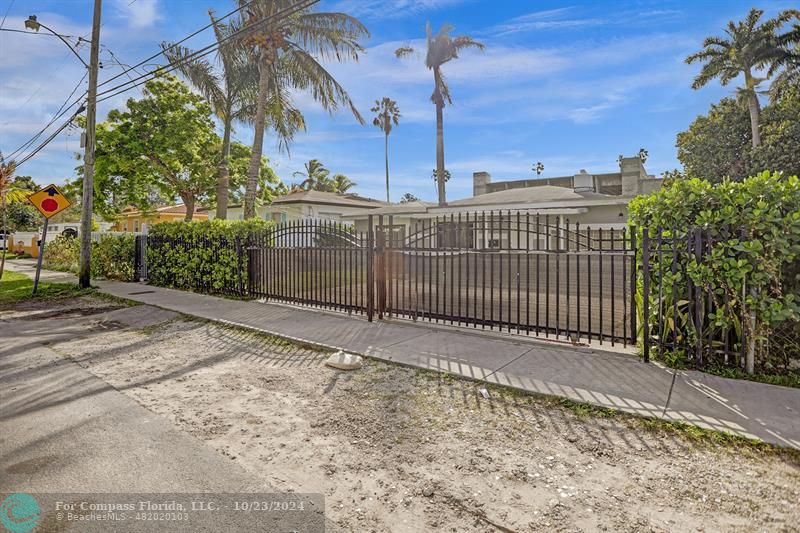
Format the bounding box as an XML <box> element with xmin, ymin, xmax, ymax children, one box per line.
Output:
<box><xmin>11</xmin><ymin>0</ymin><xmax>319</xmax><ymax>168</ymax></box>
<box><xmin>96</xmin><ymin>0</ymin><xmax>318</xmax><ymax>103</ymax></box>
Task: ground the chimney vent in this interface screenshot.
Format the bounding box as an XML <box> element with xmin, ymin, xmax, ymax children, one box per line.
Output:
<box><xmin>573</xmin><ymin>170</ymin><xmax>594</xmax><ymax>193</ymax></box>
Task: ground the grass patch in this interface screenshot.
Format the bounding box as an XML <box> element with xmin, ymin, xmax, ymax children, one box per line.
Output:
<box><xmin>0</xmin><ymin>270</ymin><xmax>92</xmax><ymax>306</ymax></box>
<box><xmin>413</xmin><ymin>364</ymin><xmax>800</xmax><ymax>462</ymax></box>
<box><xmin>653</xmin><ymin>349</ymin><xmax>799</xmax><ymax>389</ymax></box>
<box><xmin>703</xmin><ymin>364</ymin><xmax>800</xmax><ymax>389</ymax></box>
<box><xmin>2</xmin><ymin>252</ymin><xmax>32</xmax><ymax>259</ymax></box>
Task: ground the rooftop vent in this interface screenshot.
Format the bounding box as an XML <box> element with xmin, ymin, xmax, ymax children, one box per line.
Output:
<box><xmin>573</xmin><ymin>170</ymin><xmax>595</xmax><ymax>193</ymax></box>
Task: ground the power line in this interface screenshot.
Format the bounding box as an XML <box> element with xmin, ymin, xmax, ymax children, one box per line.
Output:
<box><xmin>98</xmin><ymin>0</ymin><xmax>262</xmax><ymax>90</ymax></box>
<box><xmin>96</xmin><ymin>0</ymin><xmax>318</xmax><ymax>104</ymax></box>
<box><xmin>15</xmin><ymin>107</ymin><xmax>84</xmax><ymax>168</ymax></box>
<box><xmin>12</xmin><ymin>0</ymin><xmax>319</xmax><ymax>169</ymax></box>
<box><xmin>5</xmin><ymin>71</ymin><xmax>88</xmax><ymax>160</ymax></box>
<box><xmin>0</xmin><ymin>0</ymin><xmax>16</xmax><ymax>29</ymax></box>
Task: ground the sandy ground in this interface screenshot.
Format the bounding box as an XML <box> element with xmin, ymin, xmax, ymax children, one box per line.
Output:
<box><xmin>12</xmin><ymin>296</ymin><xmax>800</xmax><ymax>532</ymax></box>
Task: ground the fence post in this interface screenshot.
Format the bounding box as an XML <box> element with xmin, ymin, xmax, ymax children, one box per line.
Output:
<box><xmin>235</xmin><ymin>236</ymin><xmax>244</xmax><ymax>297</ymax></box>
<box><xmin>641</xmin><ymin>228</ymin><xmax>650</xmax><ymax>363</ymax></box>
<box><xmin>694</xmin><ymin>227</ymin><xmax>703</xmax><ymax>367</ymax></box>
<box><xmin>629</xmin><ymin>227</ymin><xmax>637</xmax><ymax>346</ymax></box>
<box><xmin>133</xmin><ymin>234</ymin><xmax>142</xmax><ymax>282</ymax></box>
<box><xmin>376</xmin><ymin>215</ymin><xmax>386</xmax><ymax>319</ymax></box>
<box><xmin>367</xmin><ymin>215</ymin><xmax>375</xmax><ymax>322</ymax></box>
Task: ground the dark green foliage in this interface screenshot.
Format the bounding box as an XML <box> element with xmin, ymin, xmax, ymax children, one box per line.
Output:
<box><xmin>43</xmin><ymin>234</ymin><xmax>136</xmax><ymax>281</ymax></box>
<box><xmin>146</xmin><ymin>219</ymin><xmax>270</xmax><ymax>294</ymax></box>
<box><xmin>4</xmin><ymin>202</ymin><xmax>39</xmax><ymax>231</ymax></box>
<box><xmin>629</xmin><ymin>171</ymin><xmax>800</xmax><ymax>373</ymax></box>
<box><xmin>677</xmin><ymin>88</ymin><xmax>800</xmax><ymax>181</ymax></box>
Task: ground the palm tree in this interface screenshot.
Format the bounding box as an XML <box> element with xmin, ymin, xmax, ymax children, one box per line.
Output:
<box><xmin>396</xmin><ymin>23</ymin><xmax>484</xmax><ymax>205</ymax></box>
<box><xmin>163</xmin><ymin>12</ymin><xmax>258</xmax><ymax>220</ymax></box>
<box><xmin>293</xmin><ymin>159</ymin><xmax>331</xmax><ymax>191</ymax></box>
<box><xmin>371</xmin><ymin>97</ymin><xmax>400</xmax><ymax>203</ymax></box>
<box><xmin>686</xmin><ymin>8</ymin><xmax>799</xmax><ymax>147</ymax></box>
<box><xmin>0</xmin><ymin>154</ymin><xmax>28</xmax><ymax>279</ymax></box>
<box><xmin>770</xmin><ymin>23</ymin><xmax>800</xmax><ymax>100</ymax></box>
<box><xmin>239</xmin><ymin>0</ymin><xmax>368</xmax><ymax>219</ymax></box>
<box><xmin>331</xmin><ymin>173</ymin><xmax>356</xmax><ymax>194</ymax></box>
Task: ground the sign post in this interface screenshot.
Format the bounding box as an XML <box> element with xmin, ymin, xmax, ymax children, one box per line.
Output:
<box><xmin>27</xmin><ymin>184</ymin><xmax>72</xmax><ymax>295</ymax></box>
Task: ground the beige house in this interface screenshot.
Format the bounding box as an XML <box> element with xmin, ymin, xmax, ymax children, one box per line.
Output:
<box><xmin>343</xmin><ymin>156</ymin><xmax>662</xmax><ymax>244</ymax></box>
<box><xmin>203</xmin><ymin>190</ymin><xmax>387</xmax><ymax>223</ymax></box>
<box><xmin>112</xmin><ymin>204</ymin><xmax>207</xmax><ymax>232</ymax></box>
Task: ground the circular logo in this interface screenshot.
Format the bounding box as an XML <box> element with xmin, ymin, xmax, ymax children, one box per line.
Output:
<box><xmin>41</xmin><ymin>199</ymin><xmax>59</xmax><ymax>213</ymax></box>
<box><xmin>0</xmin><ymin>493</ymin><xmax>40</xmax><ymax>533</ymax></box>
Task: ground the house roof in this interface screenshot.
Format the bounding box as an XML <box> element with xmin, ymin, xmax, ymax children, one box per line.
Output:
<box><xmin>437</xmin><ymin>185</ymin><xmax>619</xmax><ymax>209</ymax></box>
<box><xmin>341</xmin><ymin>200</ymin><xmax>435</xmax><ymax>218</ymax></box>
<box><xmin>118</xmin><ymin>204</ymin><xmax>206</xmax><ymax>217</ymax></box>
<box><xmin>271</xmin><ymin>190</ymin><xmax>387</xmax><ymax>208</ymax></box>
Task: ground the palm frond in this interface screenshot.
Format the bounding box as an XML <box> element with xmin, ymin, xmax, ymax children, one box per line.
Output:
<box><xmin>291</xmin><ymin>12</ymin><xmax>369</xmax><ymax>62</ymax></box>
<box><xmin>451</xmin><ymin>36</ymin><xmax>485</xmax><ymax>55</ymax></box>
<box><xmin>161</xmin><ymin>43</ymin><xmax>227</xmax><ymax>116</ymax></box>
<box><xmin>395</xmin><ymin>46</ymin><xmax>415</xmax><ymax>58</ymax></box>
<box><xmin>283</xmin><ymin>45</ymin><xmax>365</xmax><ymax>124</ymax></box>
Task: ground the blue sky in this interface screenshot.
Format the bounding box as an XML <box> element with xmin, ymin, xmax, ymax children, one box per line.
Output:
<box><xmin>0</xmin><ymin>0</ymin><xmax>795</xmax><ymax>202</ymax></box>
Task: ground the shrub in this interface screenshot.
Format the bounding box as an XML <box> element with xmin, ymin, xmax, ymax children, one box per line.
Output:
<box><xmin>43</xmin><ymin>235</ymin><xmax>80</xmax><ymax>273</ymax></box>
<box><xmin>43</xmin><ymin>233</ymin><xmax>137</xmax><ymax>281</ymax></box>
<box><xmin>146</xmin><ymin>219</ymin><xmax>270</xmax><ymax>295</ymax></box>
<box><xmin>629</xmin><ymin>171</ymin><xmax>800</xmax><ymax>373</ymax></box>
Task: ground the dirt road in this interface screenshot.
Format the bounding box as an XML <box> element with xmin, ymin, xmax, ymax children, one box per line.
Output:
<box><xmin>6</xmin><ymin>295</ymin><xmax>799</xmax><ymax>532</ymax></box>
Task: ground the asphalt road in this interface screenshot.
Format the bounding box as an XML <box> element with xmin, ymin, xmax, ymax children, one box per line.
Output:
<box><xmin>0</xmin><ymin>303</ymin><xmax>326</xmax><ymax>532</ymax></box>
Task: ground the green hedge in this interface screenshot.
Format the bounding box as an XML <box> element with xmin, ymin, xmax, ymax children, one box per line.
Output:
<box><xmin>146</xmin><ymin>219</ymin><xmax>270</xmax><ymax>295</ymax></box>
<box><xmin>43</xmin><ymin>233</ymin><xmax>136</xmax><ymax>281</ymax></box>
<box><xmin>629</xmin><ymin>171</ymin><xmax>800</xmax><ymax>373</ymax></box>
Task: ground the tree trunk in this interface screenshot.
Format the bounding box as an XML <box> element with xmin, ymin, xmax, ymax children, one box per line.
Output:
<box><xmin>384</xmin><ymin>133</ymin><xmax>390</xmax><ymax>203</ymax></box>
<box><xmin>744</xmin><ymin>70</ymin><xmax>762</xmax><ymax>148</ymax></box>
<box><xmin>182</xmin><ymin>194</ymin><xmax>195</xmax><ymax>222</ymax></box>
<box><xmin>244</xmin><ymin>57</ymin><xmax>270</xmax><ymax>220</ymax></box>
<box><xmin>435</xmin><ymin>101</ymin><xmax>446</xmax><ymax>205</ymax></box>
<box><xmin>0</xmin><ymin>191</ymin><xmax>7</xmax><ymax>280</ymax></box>
<box><xmin>216</xmin><ymin>106</ymin><xmax>233</xmax><ymax>220</ymax></box>
<box><xmin>747</xmin><ymin>92</ymin><xmax>761</xmax><ymax>148</ymax></box>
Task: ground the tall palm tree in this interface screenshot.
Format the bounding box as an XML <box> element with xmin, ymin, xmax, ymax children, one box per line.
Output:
<box><xmin>686</xmin><ymin>8</ymin><xmax>799</xmax><ymax>147</ymax></box>
<box><xmin>0</xmin><ymin>154</ymin><xmax>28</xmax><ymax>279</ymax></box>
<box><xmin>164</xmin><ymin>11</ymin><xmax>304</xmax><ymax>220</ymax></box>
<box><xmin>239</xmin><ymin>0</ymin><xmax>368</xmax><ymax>219</ymax></box>
<box><xmin>396</xmin><ymin>23</ymin><xmax>484</xmax><ymax>205</ymax></box>
<box><xmin>163</xmin><ymin>12</ymin><xmax>253</xmax><ymax>220</ymax></box>
<box><xmin>371</xmin><ymin>97</ymin><xmax>400</xmax><ymax>203</ymax></box>
<box><xmin>331</xmin><ymin>173</ymin><xmax>356</xmax><ymax>194</ymax></box>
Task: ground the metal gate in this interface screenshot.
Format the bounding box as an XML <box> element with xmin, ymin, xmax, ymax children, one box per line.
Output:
<box><xmin>247</xmin><ymin>212</ymin><xmax>637</xmax><ymax>347</ymax></box>
<box><xmin>248</xmin><ymin>219</ymin><xmax>374</xmax><ymax>316</ymax></box>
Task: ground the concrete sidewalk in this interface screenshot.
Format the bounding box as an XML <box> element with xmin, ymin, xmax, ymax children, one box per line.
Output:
<box><xmin>5</xmin><ymin>260</ymin><xmax>799</xmax><ymax>449</ymax></box>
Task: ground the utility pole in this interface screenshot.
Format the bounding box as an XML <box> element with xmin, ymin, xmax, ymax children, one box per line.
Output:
<box><xmin>79</xmin><ymin>0</ymin><xmax>102</xmax><ymax>288</ymax></box>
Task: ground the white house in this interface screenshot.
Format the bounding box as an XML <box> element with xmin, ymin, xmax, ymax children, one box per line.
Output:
<box><xmin>342</xmin><ymin>156</ymin><xmax>662</xmax><ymax>244</ymax></box>
<box><xmin>202</xmin><ymin>190</ymin><xmax>387</xmax><ymax>223</ymax></box>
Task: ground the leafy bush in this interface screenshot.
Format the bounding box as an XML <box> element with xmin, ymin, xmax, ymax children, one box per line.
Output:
<box><xmin>146</xmin><ymin>219</ymin><xmax>270</xmax><ymax>295</ymax></box>
<box><xmin>42</xmin><ymin>235</ymin><xmax>80</xmax><ymax>273</ymax></box>
<box><xmin>629</xmin><ymin>171</ymin><xmax>800</xmax><ymax>373</ymax></box>
<box><xmin>43</xmin><ymin>233</ymin><xmax>136</xmax><ymax>281</ymax></box>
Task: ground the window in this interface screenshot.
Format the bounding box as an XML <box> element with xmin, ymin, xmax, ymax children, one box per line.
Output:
<box><xmin>436</xmin><ymin>221</ymin><xmax>474</xmax><ymax>249</ymax></box>
<box><xmin>134</xmin><ymin>220</ymin><xmax>140</xmax><ymax>233</ymax></box>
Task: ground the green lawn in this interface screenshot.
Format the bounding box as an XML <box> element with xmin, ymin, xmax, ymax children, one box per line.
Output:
<box><xmin>0</xmin><ymin>270</ymin><xmax>92</xmax><ymax>306</ymax></box>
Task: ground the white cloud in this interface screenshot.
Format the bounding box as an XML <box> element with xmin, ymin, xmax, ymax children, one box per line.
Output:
<box><xmin>489</xmin><ymin>7</ymin><xmax>606</xmax><ymax>36</ymax></box>
<box><xmin>113</xmin><ymin>0</ymin><xmax>161</xmax><ymax>29</ymax></box>
<box><xmin>325</xmin><ymin>0</ymin><xmax>469</xmax><ymax>20</ymax></box>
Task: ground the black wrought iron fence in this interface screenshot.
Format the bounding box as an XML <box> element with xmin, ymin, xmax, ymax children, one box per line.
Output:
<box><xmin>640</xmin><ymin>226</ymin><xmax>750</xmax><ymax>368</ymax></box>
<box><xmin>377</xmin><ymin>212</ymin><xmax>636</xmax><ymax>346</ymax></box>
<box><xmin>242</xmin><ymin>213</ymin><xmax>637</xmax><ymax>347</ymax></box>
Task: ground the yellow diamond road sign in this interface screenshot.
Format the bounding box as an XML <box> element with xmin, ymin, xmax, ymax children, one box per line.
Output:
<box><xmin>28</xmin><ymin>184</ymin><xmax>72</xmax><ymax>219</ymax></box>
